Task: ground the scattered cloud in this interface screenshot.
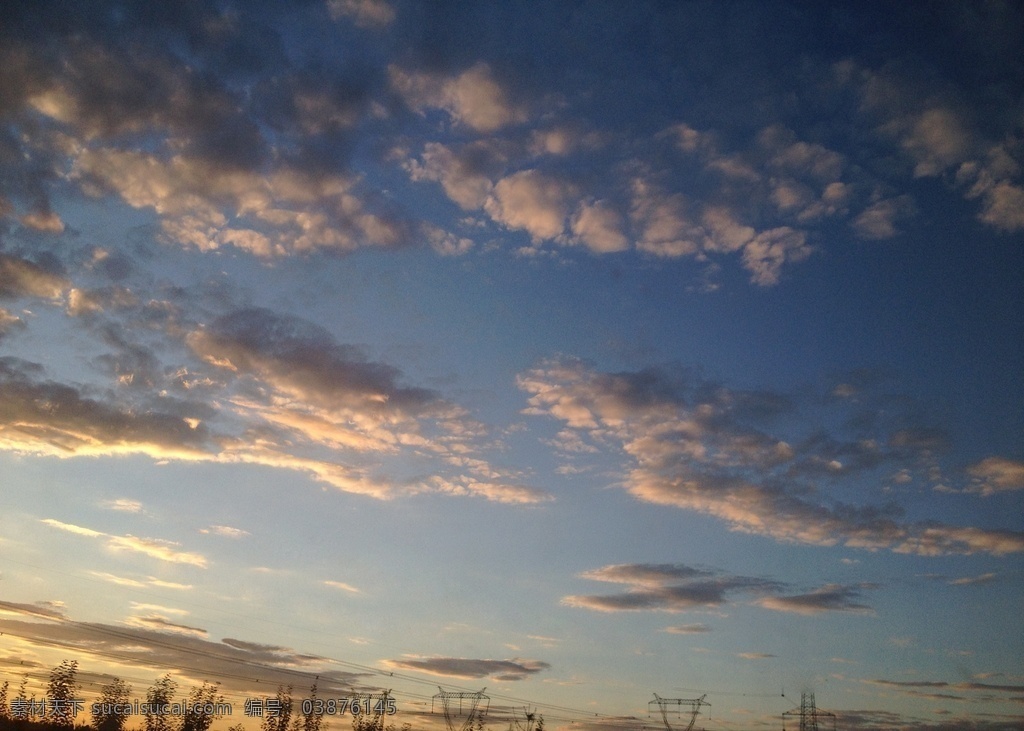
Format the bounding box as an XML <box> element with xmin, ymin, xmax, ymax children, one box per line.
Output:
<box><xmin>41</xmin><ymin>518</ymin><xmax>208</xmax><ymax>567</ymax></box>
<box><xmin>519</xmin><ymin>359</ymin><xmax>1024</xmax><ymax>556</ymax></box>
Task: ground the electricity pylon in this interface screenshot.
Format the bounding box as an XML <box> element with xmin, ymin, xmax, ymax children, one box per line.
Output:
<box><xmin>506</xmin><ymin>706</ymin><xmax>539</xmax><ymax>731</ymax></box>
<box><xmin>432</xmin><ymin>687</ymin><xmax>489</xmax><ymax>731</ymax></box>
<box><xmin>782</xmin><ymin>692</ymin><xmax>835</xmax><ymax>731</ymax></box>
<box><xmin>649</xmin><ymin>693</ymin><xmax>708</xmax><ymax>731</ymax></box>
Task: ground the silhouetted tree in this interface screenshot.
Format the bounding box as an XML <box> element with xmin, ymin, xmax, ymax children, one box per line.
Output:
<box><xmin>180</xmin><ymin>681</ymin><xmax>224</xmax><ymax>731</ymax></box>
<box><xmin>0</xmin><ymin>680</ymin><xmax>9</xmax><ymax>721</ymax></box>
<box><xmin>47</xmin><ymin>660</ymin><xmax>79</xmax><ymax>726</ymax></box>
<box><xmin>261</xmin><ymin>686</ymin><xmax>293</xmax><ymax>731</ymax></box>
<box><xmin>143</xmin><ymin>675</ymin><xmax>177</xmax><ymax>731</ymax></box>
<box><xmin>10</xmin><ymin>677</ymin><xmax>30</xmax><ymax>721</ymax></box>
<box><xmin>297</xmin><ymin>682</ymin><xmax>324</xmax><ymax>731</ymax></box>
<box><xmin>91</xmin><ymin>678</ymin><xmax>131</xmax><ymax>731</ymax></box>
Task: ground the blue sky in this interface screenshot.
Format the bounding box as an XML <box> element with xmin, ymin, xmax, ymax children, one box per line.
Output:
<box><xmin>1</xmin><ymin>2</ymin><xmax>1022</xmax><ymax>730</ymax></box>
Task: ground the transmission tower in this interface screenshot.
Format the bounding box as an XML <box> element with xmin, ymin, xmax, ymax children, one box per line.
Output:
<box><xmin>648</xmin><ymin>693</ymin><xmax>708</xmax><ymax>731</ymax></box>
<box><xmin>432</xmin><ymin>687</ymin><xmax>489</xmax><ymax>731</ymax></box>
<box><xmin>782</xmin><ymin>692</ymin><xmax>835</xmax><ymax>731</ymax></box>
<box><xmin>506</xmin><ymin>706</ymin><xmax>539</xmax><ymax>731</ymax></box>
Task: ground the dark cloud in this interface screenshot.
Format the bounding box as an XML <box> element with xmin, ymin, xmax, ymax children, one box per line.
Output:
<box><xmin>563</xmin><ymin>563</ymin><xmax>784</xmax><ymax>614</ymax></box>
<box><xmin>0</xmin><ymin>606</ymin><xmax>370</xmax><ymax>696</ymax></box>
<box><xmin>755</xmin><ymin>583</ymin><xmax>876</xmax><ymax>615</ymax></box>
<box><xmin>0</xmin><ymin>253</ymin><xmax>67</xmax><ymax>299</ymax></box>
<box><xmin>384</xmin><ymin>657</ymin><xmax>550</xmax><ymax>681</ymax></box>
<box><xmin>0</xmin><ymin>357</ymin><xmax>213</xmax><ymax>457</ymax></box>
<box><xmin>189</xmin><ymin>307</ymin><xmax>440</xmax><ymax>415</ymax></box>
<box><xmin>579</xmin><ymin>563</ymin><xmax>712</xmax><ymax>586</ymax></box>
<box><xmin>0</xmin><ymin>600</ymin><xmax>68</xmax><ymax>621</ymax></box>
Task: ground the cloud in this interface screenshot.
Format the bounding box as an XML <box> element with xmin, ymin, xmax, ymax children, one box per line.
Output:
<box><xmin>41</xmin><ymin>518</ymin><xmax>208</xmax><ymax>567</ymax></box>
<box><xmin>3</xmin><ymin>305</ymin><xmax>543</xmax><ymax>505</ymax></box>
<box><xmin>390</xmin><ymin>62</ymin><xmax>527</xmax><ymax>133</ymax></box>
<box><xmin>88</xmin><ymin>572</ymin><xmax>193</xmax><ymax>590</ymax></box>
<box><xmin>124</xmin><ymin>614</ymin><xmax>208</xmax><ymax>637</ymax></box>
<box><xmin>406</xmin><ymin>141</ymin><xmax>504</xmax><ymax>210</ymax></box>
<box><xmin>519</xmin><ymin>359</ymin><xmax>1024</xmax><ymax>555</ymax></box>
<box><xmin>571</xmin><ymin>201</ymin><xmax>628</xmax><ymax>253</ymax></box>
<box><xmin>579</xmin><ymin>564</ymin><xmax>712</xmax><ymax>586</ymax></box>
<box><xmin>484</xmin><ymin>170</ymin><xmax>574</xmax><ymax>242</ymax></box>
<box><xmin>967</xmin><ymin>457</ymin><xmax>1024</xmax><ymax>496</ymax></box>
<box><xmin>0</xmin><ymin>254</ymin><xmax>68</xmax><ymax>300</ymax></box>
<box><xmin>187</xmin><ymin>307</ymin><xmax>441</xmax><ymax>420</ymax></box>
<box><xmin>976</xmin><ymin>181</ymin><xmax>1024</xmax><ymax>232</ymax></box>
<box><xmin>630</xmin><ymin>178</ymin><xmax>811</xmax><ymax>285</ymax></box>
<box><xmin>0</xmin><ymin>604</ymin><xmax>367</xmax><ymax>696</ymax></box>
<box><xmin>199</xmin><ymin>525</ymin><xmax>251</xmax><ymax>539</ymax></box>
<box><xmin>754</xmin><ymin>583</ymin><xmax>876</xmax><ymax>615</ymax></box>
<box><xmin>73</xmin><ymin>149</ymin><xmax>409</xmax><ymax>255</ymax></box>
<box><xmin>740</xmin><ymin>226</ymin><xmax>812</xmax><ymax>286</ymax></box>
<box><xmin>384</xmin><ymin>656</ymin><xmax>550</xmax><ymax>681</ymax></box>
<box><xmin>563</xmin><ymin>562</ymin><xmax>782</xmax><ymax>614</ymax></box>
<box><xmin>662</xmin><ymin>624</ymin><xmax>712</xmax><ymax>635</ymax></box>
<box><xmin>0</xmin><ymin>308</ymin><xmax>25</xmax><ymax>341</ymax></box>
<box><xmin>947</xmin><ymin>572</ymin><xmax>997</xmax><ymax>586</ymax></box>
<box><xmin>322</xmin><ymin>580</ymin><xmax>362</xmax><ymax>593</ymax></box>
<box><xmin>426</xmin><ymin>476</ymin><xmax>553</xmax><ymax>505</ymax></box>
<box><xmin>0</xmin><ymin>600</ymin><xmax>69</xmax><ymax>621</ymax></box>
<box><xmin>327</xmin><ymin>0</ymin><xmax>395</xmax><ymax>28</ymax></box>
<box><xmin>851</xmin><ymin>195</ymin><xmax>916</xmax><ymax>239</ymax></box>
<box><xmin>100</xmin><ymin>498</ymin><xmax>144</xmax><ymax>513</ymax></box>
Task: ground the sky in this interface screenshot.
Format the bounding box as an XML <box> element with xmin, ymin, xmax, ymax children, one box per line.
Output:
<box><xmin>1</xmin><ymin>1</ymin><xmax>1023</xmax><ymax>730</ymax></box>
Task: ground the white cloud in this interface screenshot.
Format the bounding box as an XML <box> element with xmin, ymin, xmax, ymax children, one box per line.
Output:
<box><xmin>851</xmin><ymin>195</ymin><xmax>916</xmax><ymax>239</ymax></box>
<box><xmin>200</xmin><ymin>525</ymin><xmax>251</xmax><ymax>539</ymax></box>
<box><xmin>485</xmin><ymin>169</ymin><xmax>573</xmax><ymax>242</ymax></box>
<box><xmin>323</xmin><ymin>580</ymin><xmax>362</xmax><ymax>593</ymax></box>
<box><xmin>41</xmin><ymin>519</ymin><xmax>208</xmax><ymax>567</ymax></box>
<box><xmin>571</xmin><ymin>200</ymin><xmax>628</xmax><ymax>253</ymax></box>
<box><xmin>390</xmin><ymin>62</ymin><xmax>527</xmax><ymax>133</ymax></box>
<box><xmin>741</xmin><ymin>226</ymin><xmax>812</xmax><ymax>286</ymax></box>
<box><xmin>406</xmin><ymin>141</ymin><xmax>500</xmax><ymax>210</ymax></box>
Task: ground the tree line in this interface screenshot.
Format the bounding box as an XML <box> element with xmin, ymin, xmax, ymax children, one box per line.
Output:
<box><xmin>0</xmin><ymin>661</ymin><xmax>414</xmax><ymax>731</ymax></box>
